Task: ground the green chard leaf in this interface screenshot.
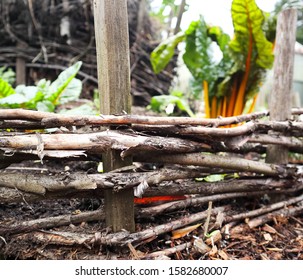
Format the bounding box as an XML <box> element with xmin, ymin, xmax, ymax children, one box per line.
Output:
<box><xmin>0</xmin><ymin>78</ymin><xmax>15</xmax><ymax>99</ymax></box>
<box><xmin>47</xmin><ymin>61</ymin><xmax>82</xmax><ymax>105</ymax></box>
<box><xmin>150</xmin><ymin>32</ymin><xmax>186</xmax><ymax>74</ymax></box>
<box><xmin>230</xmin><ymin>0</ymin><xmax>274</xmax><ymax>69</ymax></box>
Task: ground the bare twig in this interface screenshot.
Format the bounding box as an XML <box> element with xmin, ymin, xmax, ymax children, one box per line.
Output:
<box><xmin>0</xmin><ymin>109</ymin><xmax>268</xmax><ymax>127</ymax></box>
<box><xmin>141</xmin><ymin>153</ymin><xmax>293</xmax><ymax>177</ymax></box>
<box><xmin>141</xmin><ymin>242</ymin><xmax>192</xmax><ymax>259</ymax></box>
<box><xmin>248</xmin><ymin>202</ymin><xmax>303</xmax><ymax>228</ymax></box>
<box><xmin>14</xmin><ymin>207</ymin><xmax>225</xmax><ymax>246</ymax></box>
<box><xmin>0</xmin><ymin>209</ymin><xmax>104</xmax><ymax>236</ymax></box>
<box><xmin>225</xmin><ymin>193</ymin><xmax>303</xmax><ymax>224</ymax></box>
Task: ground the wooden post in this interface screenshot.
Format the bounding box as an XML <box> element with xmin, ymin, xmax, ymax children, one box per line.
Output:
<box><xmin>266</xmin><ymin>8</ymin><xmax>297</xmax><ymax>164</ymax></box>
<box><xmin>93</xmin><ymin>0</ymin><xmax>135</xmax><ymax>232</ymax></box>
<box><xmin>16</xmin><ymin>42</ymin><xmax>26</xmax><ymax>85</ymax></box>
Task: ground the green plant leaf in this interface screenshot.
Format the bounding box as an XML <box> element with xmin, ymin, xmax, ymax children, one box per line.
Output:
<box><xmin>203</xmin><ymin>174</ymin><xmax>226</xmax><ymax>182</ymax></box>
<box><xmin>0</xmin><ymin>78</ymin><xmax>15</xmax><ymax>98</ymax></box>
<box><xmin>0</xmin><ymin>93</ymin><xmax>28</xmax><ymax>108</ymax></box>
<box><xmin>150</xmin><ymin>32</ymin><xmax>186</xmax><ymax>74</ymax></box>
<box><xmin>148</xmin><ymin>94</ymin><xmax>194</xmax><ymax>117</ymax></box>
<box><xmin>0</xmin><ymin>67</ymin><xmax>16</xmax><ymax>85</ymax></box>
<box><xmin>208</xmin><ymin>26</ymin><xmax>230</xmax><ymax>56</ymax></box>
<box><xmin>230</xmin><ymin>0</ymin><xmax>274</xmax><ymax>69</ymax></box>
<box><xmin>36</xmin><ymin>100</ymin><xmax>55</xmax><ymax>112</ymax></box>
<box><xmin>183</xmin><ymin>18</ymin><xmax>214</xmax><ymax>81</ymax></box>
<box><xmin>57</xmin><ymin>78</ymin><xmax>82</xmax><ymax>105</ymax></box>
<box><xmin>58</xmin><ymin>103</ymin><xmax>97</xmax><ymax>115</ymax></box>
<box><xmin>47</xmin><ymin>61</ymin><xmax>82</xmax><ymax>105</ymax></box>
<box><xmin>195</xmin><ymin>174</ymin><xmax>226</xmax><ymax>182</ymax></box>
<box><xmin>0</xmin><ymin>85</ymin><xmax>43</xmax><ymax>109</ymax></box>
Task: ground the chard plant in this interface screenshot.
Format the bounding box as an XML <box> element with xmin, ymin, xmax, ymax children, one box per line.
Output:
<box><xmin>150</xmin><ymin>0</ymin><xmax>275</xmax><ymax>118</ymax></box>
<box><xmin>0</xmin><ymin>61</ymin><xmax>84</xmax><ymax>113</ymax></box>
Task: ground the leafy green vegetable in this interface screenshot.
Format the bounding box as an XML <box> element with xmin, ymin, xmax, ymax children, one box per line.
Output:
<box><xmin>151</xmin><ymin>32</ymin><xmax>186</xmax><ymax>74</ymax></box>
<box><xmin>47</xmin><ymin>61</ymin><xmax>82</xmax><ymax>105</ymax></box>
<box><xmin>0</xmin><ymin>67</ymin><xmax>16</xmax><ymax>85</ymax></box>
<box><xmin>58</xmin><ymin>103</ymin><xmax>97</xmax><ymax>116</ymax></box>
<box><xmin>0</xmin><ymin>62</ymin><xmax>83</xmax><ymax>112</ymax></box>
<box><xmin>148</xmin><ymin>91</ymin><xmax>194</xmax><ymax>117</ymax></box>
<box><xmin>195</xmin><ymin>174</ymin><xmax>226</xmax><ymax>182</ymax></box>
<box><xmin>150</xmin><ymin>0</ymin><xmax>275</xmax><ymax>118</ymax></box>
<box><xmin>0</xmin><ymin>78</ymin><xmax>15</xmax><ymax>98</ymax></box>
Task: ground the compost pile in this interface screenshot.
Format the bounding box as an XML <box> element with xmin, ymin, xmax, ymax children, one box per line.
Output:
<box><xmin>0</xmin><ymin>0</ymin><xmax>176</xmax><ymax>106</ymax></box>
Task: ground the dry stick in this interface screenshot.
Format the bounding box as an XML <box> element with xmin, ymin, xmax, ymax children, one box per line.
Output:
<box><xmin>247</xmin><ymin>203</ymin><xmax>303</xmax><ymax>228</ymax></box>
<box><xmin>140</xmin><ymin>242</ymin><xmax>192</xmax><ymax>260</ymax></box>
<box><xmin>0</xmin><ymin>209</ymin><xmax>104</xmax><ymax>236</ymax></box>
<box><xmin>0</xmin><ymin>108</ymin><xmax>268</xmax><ymax>126</ymax></box>
<box><xmin>147</xmin><ymin>178</ymin><xmax>299</xmax><ymax>197</ymax></box>
<box><xmin>225</xmin><ymin>193</ymin><xmax>303</xmax><ymax>224</ymax></box>
<box><xmin>0</xmin><ymin>130</ymin><xmax>210</xmax><ymax>154</ymax></box>
<box><xmin>106</xmin><ymin>206</ymin><xmax>226</xmax><ymax>245</ymax></box>
<box><xmin>291</xmin><ymin>108</ymin><xmax>303</xmax><ymax>115</ymax></box>
<box><xmin>134</xmin><ymin>120</ymin><xmax>303</xmax><ymax>138</ymax></box>
<box><xmin>256</xmin><ymin>120</ymin><xmax>303</xmax><ymax>136</ymax></box>
<box><xmin>16</xmin><ymin>206</ymin><xmax>225</xmax><ymax>246</ymax></box>
<box><xmin>249</xmin><ymin>134</ymin><xmax>303</xmax><ymax>151</ymax></box>
<box><xmin>142</xmin><ymin>152</ymin><xmax>292</xmax><ymax>177</ymax></box>
<box><xmin>3</xmin><ymin>191</ymin><xmax>303</xmax><ymax>237</ymax></box>
<box><xmin>203</xmin><ymin>201</ymin><xmax>213</xmax><ymax>237</ymax></box>
<box><xmin>1</xmin><ymin>173</ymin><xmax>301</xmax><ymax>204</ymax></box>
<box><xmin>0</xmin><ymin>168</ymin><xmax>214</xmax><ymax>199</ymax></box>
<box><xmin>137</xmin><ymin>191</ymin><xmax>271</xmax><ymax>218</ymax></box>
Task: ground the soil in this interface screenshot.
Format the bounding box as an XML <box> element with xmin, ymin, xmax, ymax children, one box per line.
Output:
<box><xmin>0</xmin><ymin>159</ymin><xmax>302</xmax><ymax>260</ymax></box>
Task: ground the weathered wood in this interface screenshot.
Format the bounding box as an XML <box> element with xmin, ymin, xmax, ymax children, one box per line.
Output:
<box><xmin>93</xmin><ymin>0</ymin><xmax>134</xmax><ymax>232</ymax></box>
<box><xmin>140</xmin><ymin>152</ymin><xmax>293</xmax><ymax>177</ymax></box>
<box><xmin>14</xmin><ymin>206</ymin><xmax>225</xmax><ymax>246</ymax></box>
<box><xmin>0</xmin><ymin>108</ymin><xmax>268</xmax><ymax>127</ymax></box>
<box><xmin>0</xmin><ymin>209</ymin><xmax>104</xmax><ymax>236</ymax></box>
<box><xmin>247</xmin><ymin>203</ymin><xmax>303</xmax><ymax>229</ymax></box>
<box><xmin>0</xmin><ymin>130</ymin><xmax>210</xmax><ymax>155</ymax></box>
<box><xmin>1</xmin><ymin>172</ymin><xmax>301</xmax><ymax>204</ymax></box>
<box><xmin>16</xmin><ymin>42</ymin><xmax>26</xmax><ymax>85</ymax></box>
<box><xmin>225</xmin><ymin>193</ymin><xmax>303</xmax><ymax>224</ymax></box>
<box><xmin>267</xmin><ymin>8</ymin><xmax>298</xmax><ymax>164</ymax></box>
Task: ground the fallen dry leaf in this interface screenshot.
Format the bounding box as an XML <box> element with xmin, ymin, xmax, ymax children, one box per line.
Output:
<box><xmin>171</xmin><ymin>223</ymin><xmax>202</xmax><ymax>240</ymax></box>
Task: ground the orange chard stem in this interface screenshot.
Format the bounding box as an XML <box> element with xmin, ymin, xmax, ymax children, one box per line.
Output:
<box><xmin>217</xmin><ymin>98</ymin><xmax>223</xmax><ymax>117</ymax></box>
<box><xmin>233</xmin><ymin>21</ymin><xmax>253</xmax><ymax>116</ymax></box>
<box><xmin>227</xmin><ymin>77</ymin><xmax>238</xmax><ymax>117</ymax></box>
<box><xmin>247</xmin><ymin>94</ymin><xmax>258</xmax><ymax>114</ymax></box>
<box><xmin>222</xmin><ymin>96</ymin><xmax>227</xmax><ymax>117</ymax></box>
<box><xmin>203</xmin><ymin>80</ymin><xmax>210</xmax><ymax>118</ymax></box>
<box><xmin>211</xmin><ymin>96</ymin><xmax>217</xmax><ymax>118</ymax></box>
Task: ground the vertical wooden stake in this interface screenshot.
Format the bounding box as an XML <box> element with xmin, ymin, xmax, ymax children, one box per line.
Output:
<box><xmin>16</xmin><ymin>42</ymin><xmax>26</xmax><ymax>85</ymax></box>
<box><xmin>93</xmin><ymin>0</ymin><xmax>135</xmax><ymax>232</ymax></box>
<box><xmin>266</xmin><ymin>8</ymin><xmax>297</xmax><ymax>164</ymax></box>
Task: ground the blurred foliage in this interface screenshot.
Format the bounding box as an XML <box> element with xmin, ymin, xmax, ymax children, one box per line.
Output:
<box><xmin>0</xmin><ymin>62</ymin><xmax>92</xmax><ymax>114</ymax></box>
<box><xmin>148</xmin><ymin>90</ymin><xmax>194</xmax><ymax>117</ymax></box>
<box><xmin>274</xmin><ymin>0</ymin><xmax>303</xmax><ymax>45</ymax></box>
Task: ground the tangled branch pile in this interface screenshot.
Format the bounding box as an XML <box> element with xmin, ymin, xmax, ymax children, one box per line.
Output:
<box><xmin>0</xmin><ymin>0</ymin><xmax>176</xmax><ymax>105</ymax></box>
<box><xmin>0</xmin><ymin>108</ymin><xmax>303</xmax><ymax>259</ymax></box>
